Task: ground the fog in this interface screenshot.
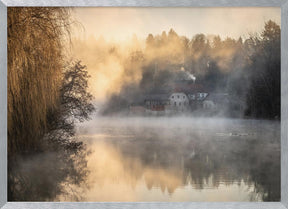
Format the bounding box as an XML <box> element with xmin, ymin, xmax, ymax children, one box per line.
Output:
<box><xmin>71</xmin><ymin>19</ymin><xmax>280</xmax><ymax>119</ymax></box>
<box><xmin>71</xmin><ymin>31</ymin><xmax>241</xmax><ymax>103</ymax></box>
<box><xmin>70</xmin><ymin>35</ymin><xmax>144</xmax><ymax>101</ymax></box>
<box><xmin>8</xmin><ymin>116</ymin><xmax>280</xmax><ymax>201</ymax></box>
<box><xmin>77</xmin><ymin>116</ymin><xmax>280</xmax><ymax>141</ymax></box>
<box><xmin>8</xmin><ymin>7</ymin><xmax>281</xmax><ymax>202</ymax></box>
<box><xmin>66</xmin><ymin>9</ymin><xmax>281</xmax><ymax>201</ymax></box>
<box><xmin>60</xmin><ymin>116</ymin><xmax>280</xmax><ymax>201</ymax></box>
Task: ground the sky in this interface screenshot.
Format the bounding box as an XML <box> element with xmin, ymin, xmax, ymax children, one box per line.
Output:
<box><xmin>73</xmin><ymin>7</ymin><xmax>280</xmax><ymax>41</ymax></box>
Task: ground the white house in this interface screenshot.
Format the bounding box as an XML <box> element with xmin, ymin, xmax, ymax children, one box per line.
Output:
<box><xmin>168</xmin><ymin>92</ymin><xmax>190</xmax><ymax>112</ymax></box>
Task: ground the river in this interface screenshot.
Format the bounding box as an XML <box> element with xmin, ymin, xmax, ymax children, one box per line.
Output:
<box><xmin>56</xmin><ymin>117</ymin><xmax>280</xmax><ymax>201</ymax></box>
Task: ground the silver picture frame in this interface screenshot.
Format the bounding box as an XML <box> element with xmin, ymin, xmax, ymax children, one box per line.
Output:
<box><xmin>0</xmin><ymin>0</ymin><xmax>287</xmax><ymax>208</ymax></box>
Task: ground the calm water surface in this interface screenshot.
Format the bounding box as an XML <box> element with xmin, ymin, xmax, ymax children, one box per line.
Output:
<box><xmin>58</xmin><ymin>117</ymin><xmax>280</xmax><ymax>202</ymax></box>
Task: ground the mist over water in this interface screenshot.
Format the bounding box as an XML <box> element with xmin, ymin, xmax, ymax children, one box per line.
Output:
<box><xmin>62</xmin><ymin>17</ymin><xmax>281</xmax><ymax>202</ymax></box>
<box><xmin>7</xmin><ymin>8</ymin><xmax>281</xmax><ymax>202</ymax></box>
<box><xmin>56</xmin><ymin>116</ymin><xmax>280</xmax><ymax>201</ymax></box>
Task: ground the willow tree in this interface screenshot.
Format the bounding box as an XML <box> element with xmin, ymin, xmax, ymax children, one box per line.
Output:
<box><xmin>8</xmin><ymin>8</ymin><xmax>95</xmax><ymax>201</ymax></box>
<box><xmin>8</xmin><ymin>8</ymin><xmax>73</xmax><ymax>155</ymax></box>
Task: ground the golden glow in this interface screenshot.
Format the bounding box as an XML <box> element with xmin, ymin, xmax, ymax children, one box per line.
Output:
<box><xmin>73</xmin><ymin>7</ymin><xmax>280</xmax><ymax>41</ymax></box>
<box><xmin>70</xmin><ymin>7</ymin><xmax>280</xmax><ymax>101</ymax></box>
<box><xmin>58</xmin><ymin>139</ymin><xmax>260</xmax><ymax>201</ymax></box>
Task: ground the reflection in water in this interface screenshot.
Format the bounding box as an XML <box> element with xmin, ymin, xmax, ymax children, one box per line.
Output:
<box><xmin>57</xmin><ymin>117</ymin><xmax>280</xmax><ymax>202</ymax></box>
<box><xmin>9</xmin><ymin>117</ymin><xmax>279</xmax><ymax>201</ymax></box>
<box><xmin>8</xmin><ymin>144</ymin><xmax>90</xmax><ymax>201</ymax></box>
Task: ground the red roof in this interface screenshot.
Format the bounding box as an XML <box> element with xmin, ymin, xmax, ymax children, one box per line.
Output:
<box><xmin>173</xmin><ymin>83</ymin><xmax>205</xmax><ymax>93</ymax></box>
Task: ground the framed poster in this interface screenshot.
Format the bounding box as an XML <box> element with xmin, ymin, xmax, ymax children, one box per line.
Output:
<box><xmin>0</xmin><ymin>0</ymin><xmax>287</xmax><ymax>209</ymax></box>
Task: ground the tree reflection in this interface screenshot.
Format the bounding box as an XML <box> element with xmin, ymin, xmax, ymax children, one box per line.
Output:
<box><xmin>9</xmin><ymin>119</ymin><xmax>280</xmax><ymax>201</ymax></box>
<box><xmin>8</xmin><ymin>142</ymin><xmax>90</xmax><ymax>201</ymax></box>
<box><xmin>92</xmin><ymin>120</ymin><xmax>280</xmax><ymax>201</ymax></box>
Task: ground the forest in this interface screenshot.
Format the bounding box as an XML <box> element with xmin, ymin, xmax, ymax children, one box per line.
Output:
<box><xmin>75</xmin><ymin>21</ymin><xmax>280</xmax><ymax>119</ymax></box>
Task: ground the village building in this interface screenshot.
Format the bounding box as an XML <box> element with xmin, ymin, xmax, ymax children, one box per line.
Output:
<box><xmin>168</xmin><ymin>92</ymin><xmax>190</xmax><ymax>112</ymax></box>
<box><xmin>129</xmin><ymin>83</ymin><xmax>210</xmax><ymax>115</ymax></box>
<box><xmin>143</xmin><ymin>94</ymin><xmax>170</xmax><ymax>114</ymax></box>
<box><xmin>141</xmin><ymin>90</ymin><xmax>209</xmax><ymax>114</ymax></box>
<box><xmin>187</xmin><ymin>92</ymin><xmax>209</xmax><ymax>110</ymax></box>
<box><xmin>127</xmin><ymin>68</ymin><xmax>225</xmax><ymax>115</ymax></box>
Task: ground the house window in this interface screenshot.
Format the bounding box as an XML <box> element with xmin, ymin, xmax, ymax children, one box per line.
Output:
<box><xmin>172</xmin><ymin>96</ymin><xmax>174</xmax><ymax>99</ymax></box>
<box><xmin>179</xmin><ymin>102</ymin><xmax>181</xmax><ymax>106</ymax></box>
<box><xmin>183</xmin><ymin>96</ymin><xmax>185</xmax><ymax>99</ymax></box>
<box><xmin>177</xmin><ymin>95</ymin><xmax>179</xmax><ymax>99</ymax></box>
<box><xmin>174</xmin><ymin>102</ymin><xmax>176</xmax><ymax>106</ymax></box>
